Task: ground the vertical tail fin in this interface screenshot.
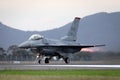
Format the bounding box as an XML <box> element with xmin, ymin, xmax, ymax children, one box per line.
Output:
<box><xmin>61</xmin><ymin>17</ymin><xmax>80</xmax><ymax>41</ymax></box>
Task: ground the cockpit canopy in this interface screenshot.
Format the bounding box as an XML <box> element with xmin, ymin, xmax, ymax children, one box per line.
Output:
<box><xmin>28</xmin><ymin>34</ymin><xmax>44</xmax><ymax>40</ymax></box>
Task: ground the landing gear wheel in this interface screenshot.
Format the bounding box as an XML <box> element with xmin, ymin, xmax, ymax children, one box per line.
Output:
<box><xmin>45</xmin><ymin>58</ymin><xmax>49</xmax><ymax>64</ymax></box>
<box><xmin>38</xmin><ymin>60</ymin><xmax>41</xmax><ymax>64</ymax></box>
<box><xmin>64</xmin><ymin>57</ymin><xmax>70</xmax><ymax>64</ymax></box>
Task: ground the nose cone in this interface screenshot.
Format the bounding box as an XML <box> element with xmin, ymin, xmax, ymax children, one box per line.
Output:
<box><xmin>19</xmin><ymin>41</ymin><xmax>31</xmax><ymax>48</ymax></box>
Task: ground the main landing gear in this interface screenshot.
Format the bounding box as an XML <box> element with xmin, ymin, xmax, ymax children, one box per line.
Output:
<box><xmin>36</xmin><ymin>54</ymin><xmax>70</xmax><ymax>64</ymax></box>
<box><xmin>37</xmin><ymin>57</ymin><xmax>50</xmax><ymax>64</ymax></box>
<box><xmin>64</xmin><ymin>57</ymin><xmax>70</xmax><ymax>64</ymax></box>
<box><xmin>38</xmin><ymin>57</ymin><xmax>70</xmax><ymax>64</ymax></box>
<box><xmin>45</xmin><ymin>58</ymin><xmax>49</xmax><ymax>64</ymax></box>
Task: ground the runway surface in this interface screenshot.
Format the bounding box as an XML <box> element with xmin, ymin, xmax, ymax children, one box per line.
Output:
<box><xmin>0</xmin><ymin>64</ymin><xmax>120</xmax><ymax>70</ymax></box>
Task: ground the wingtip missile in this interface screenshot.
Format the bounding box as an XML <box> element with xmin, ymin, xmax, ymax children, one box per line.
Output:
<box><xmin>94</xmin><ymin>44</ymin><xmax>106</xmax><ymax>47</ymax></box>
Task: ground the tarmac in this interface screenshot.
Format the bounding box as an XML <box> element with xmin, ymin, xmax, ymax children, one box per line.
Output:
<box><xmin>0</xmin><ymin>64</ymin><xmax>120</xmax><ymax>70</ymax></box>
<box><xmin>0</xmin><ymin>61</ymin><xmax>120</xmax><ymax>70</ymax></box>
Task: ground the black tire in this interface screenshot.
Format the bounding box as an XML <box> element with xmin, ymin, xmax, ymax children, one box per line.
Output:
<box><xmin>38</xmin><ymin>60</ymin><xmax>41</xmax><ymax>64</ymax></box>
<box><xmin>45</xmin><ymin>58</ymin><xmax>49</xmax><ymax>64</ymax></box>
<box><xmin>64</xmin><ymin>57</ymin><xmax>70</xmax><ymax>64</ymax></box>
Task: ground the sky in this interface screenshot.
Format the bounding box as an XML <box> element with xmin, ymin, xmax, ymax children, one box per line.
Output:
<box><xmin>0</xmin><ymin>0</ymin><xmax>120</xmax><ymax>31</ymax></box>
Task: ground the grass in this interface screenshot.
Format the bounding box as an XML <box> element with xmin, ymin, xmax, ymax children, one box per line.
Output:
<box><xmin>0</xmin><ymin>70</ymin><xmax>120</xmax><ymax>76</ymax></box>
<box><xmin>0</xmin><ymin>75</ymin><xmax>120</xmax><ymax>80</ymax></box>
<box><xmin>0</xmin><ymin>70</ymin><xmax>120</xmax><ymax>80</ymax></box>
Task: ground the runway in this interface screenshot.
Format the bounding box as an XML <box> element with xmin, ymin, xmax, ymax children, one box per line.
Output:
<box><xmin>0</xmin><ymin>64</ymin><xmax>120</xmax><ymax>70</ymax></box>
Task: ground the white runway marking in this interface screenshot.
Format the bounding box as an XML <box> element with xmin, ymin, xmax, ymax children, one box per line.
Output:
<box><xmin>24</xmin><ymin>65</ymin><xmax>120</xmax><ymax>68</ymax></box>
<box><xmin>1</xmin><ymin>65</ymin><xmax>120</xmax><ymax>70</ymax></box>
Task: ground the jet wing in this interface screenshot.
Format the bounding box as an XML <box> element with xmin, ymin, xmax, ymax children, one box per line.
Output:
<box><xmin>34</xmin><ymin>44</ymin><xmax>105</xmax><ymax>49</ymax></box>
<box><xmin>19</xmin><ymin>41</ymin><xmax>105</xmax><ymax>49</ymax></box>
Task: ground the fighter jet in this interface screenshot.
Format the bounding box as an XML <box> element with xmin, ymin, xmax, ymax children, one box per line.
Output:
<box><xmin>19</xmin><ymin>17</ymin><xmax>105</xmax><ymax>64</ymax></box>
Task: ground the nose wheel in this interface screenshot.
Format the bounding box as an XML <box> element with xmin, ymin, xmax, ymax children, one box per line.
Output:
<box><xmin>38</xmin><ymin>60</ymin><xmax>41</xmax><ymax>64</ymax></box>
